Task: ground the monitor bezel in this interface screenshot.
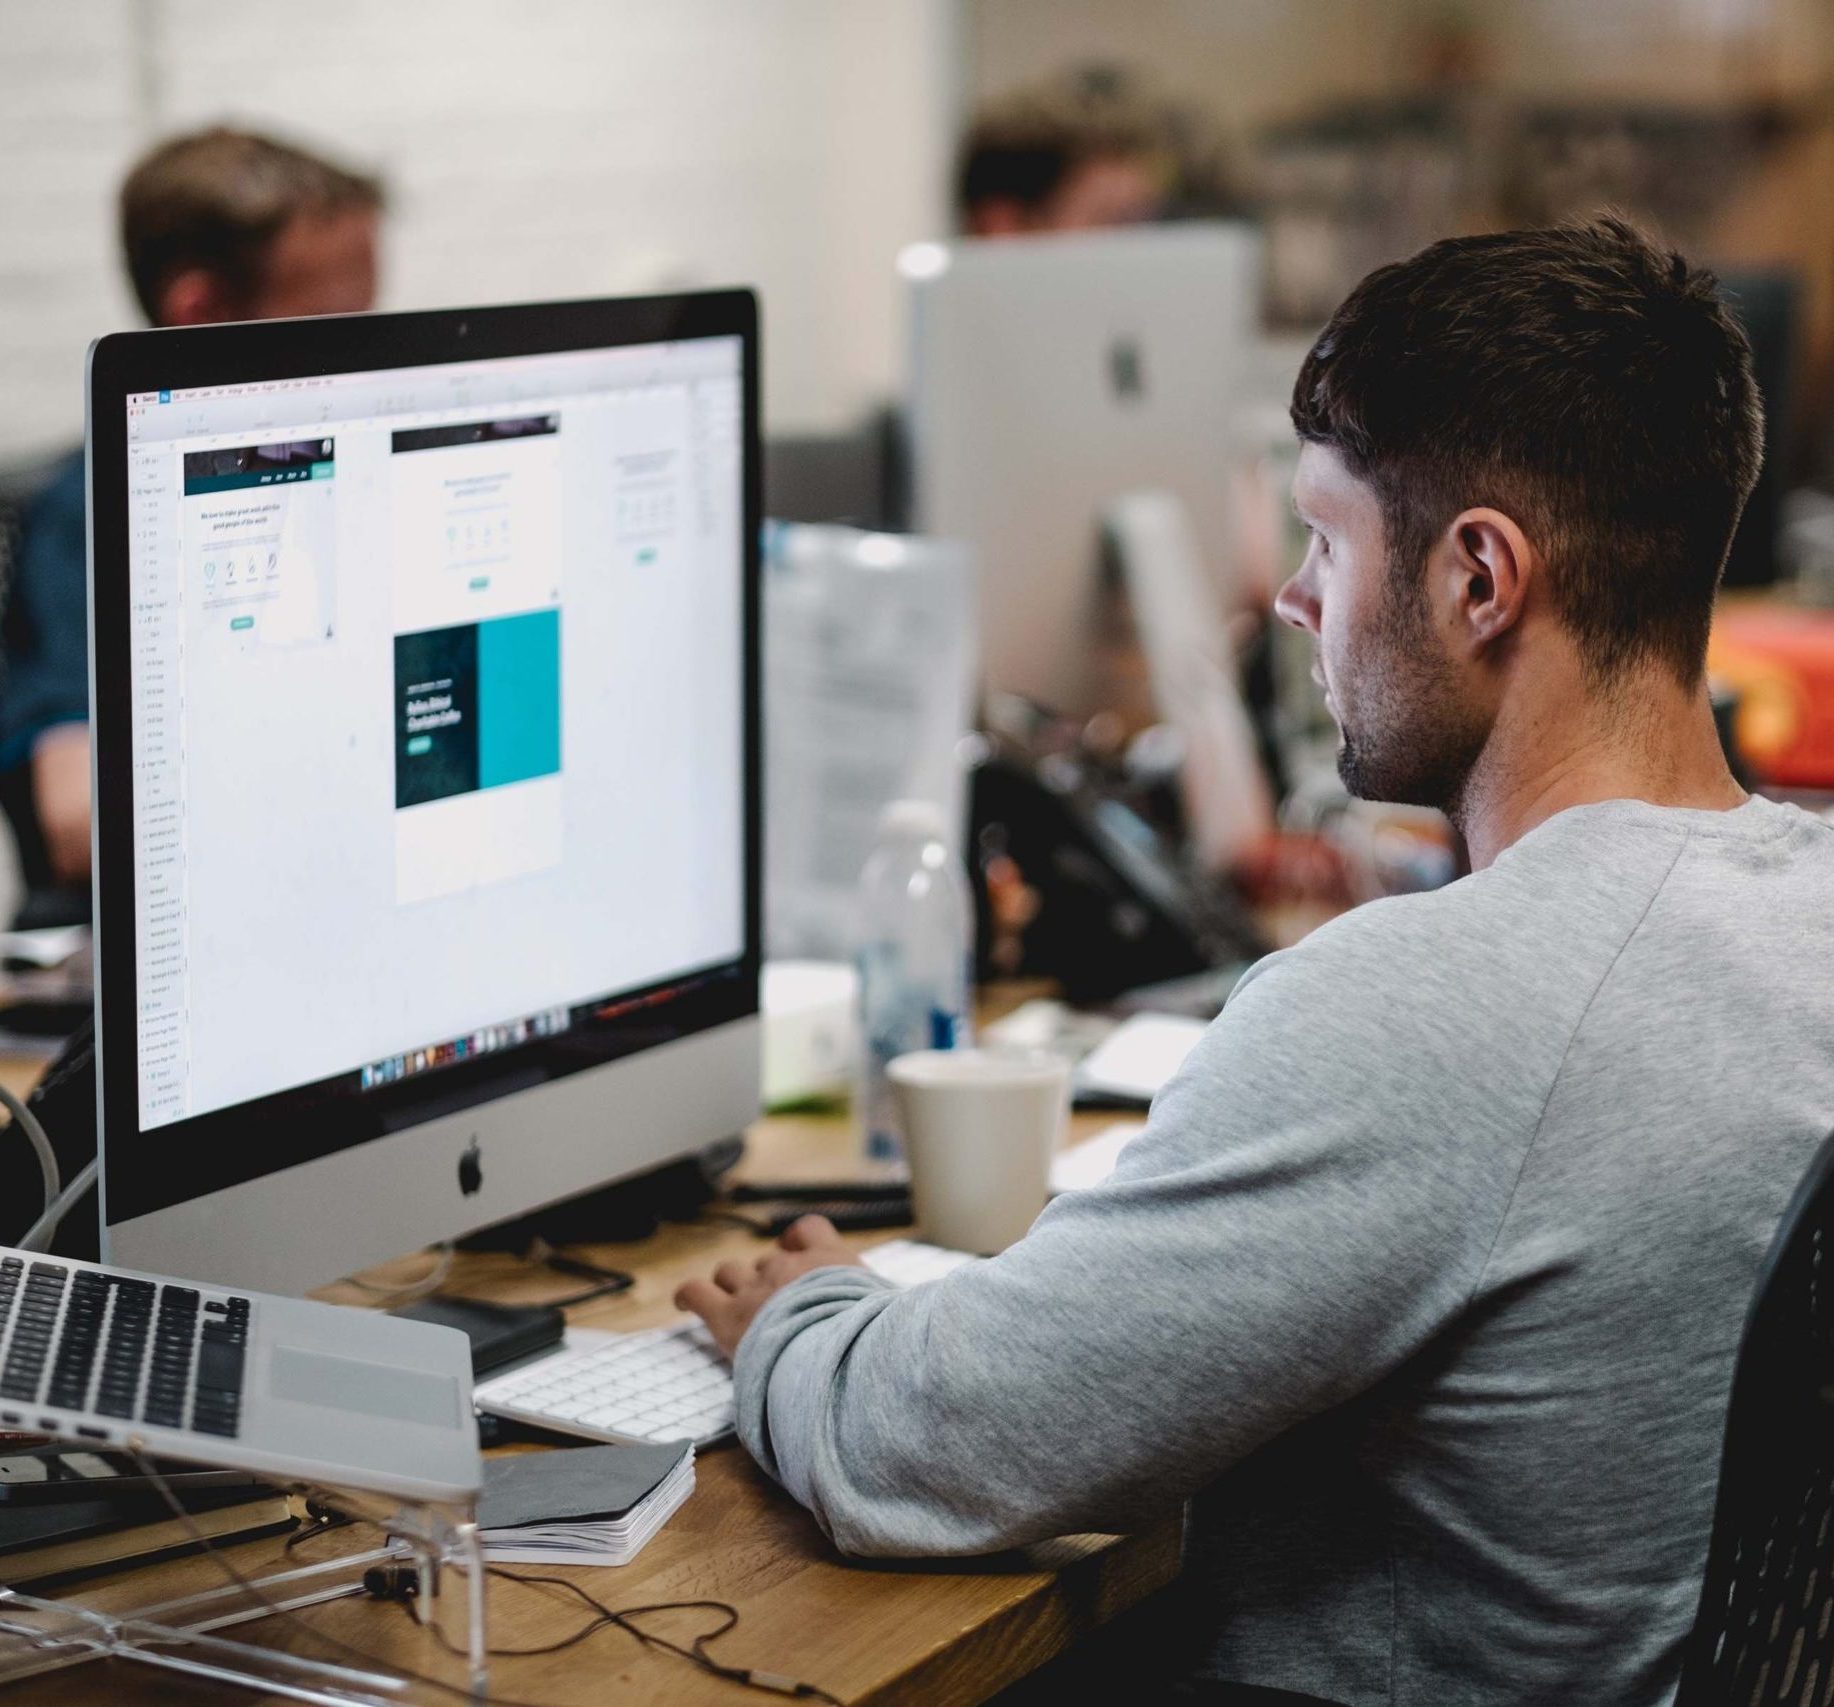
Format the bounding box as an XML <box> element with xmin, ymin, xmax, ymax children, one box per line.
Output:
<box><xmin>88</xmin><ymin>291</ymin><xmax>763</xmax><ymax>1230</ymax></box>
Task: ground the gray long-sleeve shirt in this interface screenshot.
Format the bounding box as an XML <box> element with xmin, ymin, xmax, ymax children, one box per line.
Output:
<box><xmin>734</xmin><ymin>796</ymin><xmax>1834</xmax><ymax>1705</ymax></box>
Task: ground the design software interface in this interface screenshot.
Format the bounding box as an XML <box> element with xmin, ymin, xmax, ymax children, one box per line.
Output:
<box><xmin>123</xmin><ymin>337</ymin><xmax>745</xmax><ymax>1131</ymax></box>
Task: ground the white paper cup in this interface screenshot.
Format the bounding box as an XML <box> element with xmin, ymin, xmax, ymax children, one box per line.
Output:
<box><xmin>887</xmin><ymin>1049</ymin><xmax>1071</xmax><ymax>1255</ymax></box>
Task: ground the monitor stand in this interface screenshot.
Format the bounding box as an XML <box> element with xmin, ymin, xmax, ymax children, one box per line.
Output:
<box><xmin>456</xmin><ymin>1133</ymin><xmax>744</xmax><ymax>1252</ymax></box>
<box><xmin>1101</xmin><ymin>489</ymin><xmax>1274</xmax><ymax>875</ymax></box>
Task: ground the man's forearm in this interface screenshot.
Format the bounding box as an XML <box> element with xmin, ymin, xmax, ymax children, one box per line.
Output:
<box><xmin>727</xmin><ymin>946</ymin><xmax>1503</xmax><ymax>1563</ymax></box>
<box><xmin>733</xmin><ymin>1267</ymin><xmax>1083</xmax><ymax>1557</ymax></box>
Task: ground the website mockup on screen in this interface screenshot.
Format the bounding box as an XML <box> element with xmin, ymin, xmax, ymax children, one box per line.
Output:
<box><xmin>122</xmin><ymin>337</ymin><xmax>745</xmax><ymax>1131</ymax></box>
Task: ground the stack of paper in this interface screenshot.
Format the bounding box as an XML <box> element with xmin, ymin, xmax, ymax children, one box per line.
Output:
<box><xmin>1073</xmin><ymin>1013</ymin><xmax>1208</xmax><ymax>1105</ymax></box>
<box><xmin>477</xmin><ymin>1440</ymin><xmax>693</xmax><ymax>1567</ymax></box>
<box><xmin>1049</xmin><ymin>1121</ymin><xmax>1147</xmax><ymax>1195</ymax></box>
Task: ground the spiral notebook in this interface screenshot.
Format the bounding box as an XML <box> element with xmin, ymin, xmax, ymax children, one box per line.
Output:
<box><xmin>477</xmin><ymin>1440</ymin><xmax>694</xmax><ymax>1567</ymax></box>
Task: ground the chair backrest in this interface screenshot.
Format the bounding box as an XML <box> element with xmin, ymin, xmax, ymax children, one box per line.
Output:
<box><xmin>1677</xmin><ymin>1124</ymin><xmax>1834</xmax><ymax>1706</ymax></box>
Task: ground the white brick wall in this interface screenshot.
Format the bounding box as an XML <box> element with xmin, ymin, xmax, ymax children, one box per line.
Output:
<box><xmin>0</xmin><ymin>0</ymin><xmax>959</xmax><ymax>462</ymax></box>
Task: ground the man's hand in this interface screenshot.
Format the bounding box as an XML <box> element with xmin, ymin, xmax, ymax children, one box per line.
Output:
<box><xmin>675</xmin><ymin>1214</ymin><xmax>866</xmax><ymax>1358</ymax></box>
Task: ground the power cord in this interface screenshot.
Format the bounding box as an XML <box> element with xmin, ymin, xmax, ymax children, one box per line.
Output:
<box><xmin>127</xmin><ymin>1447</ymin><xmax>842</xmax><ymax>1705</ymax></box>
<box><xmin>0</xmin><ymin>1082</ymin><xmax>61</xmax><ymax>1250</ymax></box>
<box><xmin>284</xmin><ymin>1498</ymin><xmax>356</xmax><ymax>1551</ymax></box>
<box><xmin>343</xmin><ymin>1242</ymin><xmax>456</xmax><ymax>1304</ymax></box>
<box><xmin>18</xmin><ymin>1158</ymin><xmax>95</xmax><ymax>1253</ymax></box>
<box><xmin>521</xmin><ymin>1238</ymin><xmax>634</xmax><ymax>1307</ymax></box>
<box><xmin>388</xmin><ymin>1564</ymin><xmax>843</xmax><ymax>1701</ymax></box>
<box><xmin>341</xmin><ymin>1240</ymin><xmax>630</xmax><ymax>1312</ymax></box>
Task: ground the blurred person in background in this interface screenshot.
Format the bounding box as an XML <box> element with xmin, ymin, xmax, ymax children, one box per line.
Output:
<box><xmin>956</xmin><ymin>64</ymin><xmax>1233</xmax><ymax>238</ymax></box>
<box><xmin>956</xmin><ymin>67</ymin><xmax>1322</xmax><ymax>905</ymax></box>
<box><xmin>1</xmin><ymin>127</ymin><xmax>382</xmax><ymax>924</ymax></box>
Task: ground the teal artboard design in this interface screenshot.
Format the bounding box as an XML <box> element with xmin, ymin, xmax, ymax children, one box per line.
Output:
<box><xmin>478</xmin><ymin>607</ymin><xmax>561</xmax><ymax>789</ymax></box>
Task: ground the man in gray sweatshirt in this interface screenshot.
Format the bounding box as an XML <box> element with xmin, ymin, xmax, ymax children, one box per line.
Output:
<box><xmin>680</xmin><ymin>218</ymin><xmax>1834</xmax><ymax>1705</ymax></box>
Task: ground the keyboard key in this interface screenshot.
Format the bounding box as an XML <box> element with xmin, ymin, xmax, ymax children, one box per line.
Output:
<box><xmin>0</xmin><ymin>1270</ymin><xmax>69</xmax><ymax>1402</ymax></box>
<box><xmin>603</xmin><ymin>1409</ymin><xmax>660</xmax><ymax>1433</ymax></box>
<box><xmin>196</xmin><ymin>1335</ymin><xmax>245</xmax><ymax>1394</ymax></box>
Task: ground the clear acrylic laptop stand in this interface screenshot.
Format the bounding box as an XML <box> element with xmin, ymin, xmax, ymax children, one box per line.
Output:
<box><xmin>0</xmin><ymin>1479</ymin><xmax>488</xmax><ymax>1704</ymax></box>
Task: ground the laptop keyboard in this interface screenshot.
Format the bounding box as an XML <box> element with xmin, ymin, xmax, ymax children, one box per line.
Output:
<box><xmin>0</xmin><ymin>1256</ymin><xmax>251</xmax><ymax>1440</ymax></box>
<box><xmin>473</xmin><ymin>1238</ymin><xmax>976</xmax><ymax>1447</ymax></box>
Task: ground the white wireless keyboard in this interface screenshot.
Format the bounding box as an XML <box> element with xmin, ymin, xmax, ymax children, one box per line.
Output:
<box><xmin>473</xmin><ymin>1239</ymin><xmax>976</xmax><ymax>1448</ymax></box>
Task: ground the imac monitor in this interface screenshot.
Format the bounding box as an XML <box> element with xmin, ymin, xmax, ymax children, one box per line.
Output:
<box><xmin>902</xmin><ymin>223</ymin><xmax>1263</xmax><ymax>722</ymax></box>
<box><xmin>88</xmin><ymin>293</ymin><xmax>761</xmax><ymax>1295</ymax></box>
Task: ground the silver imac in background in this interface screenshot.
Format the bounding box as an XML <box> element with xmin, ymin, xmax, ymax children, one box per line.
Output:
<box><xmin>87</xmin><ymin>292</ymin><xmax>762</xmax><ymax>1296</ymax></box>
<box><xmin>902</xmin><ymin>224</ymin><xmax>1274</xmax><ymax>870</ymax></box>
<box><xmin>901</xmin><ymin>222</ymin><xmax>1264</xmax><ymax>724</ymax></box>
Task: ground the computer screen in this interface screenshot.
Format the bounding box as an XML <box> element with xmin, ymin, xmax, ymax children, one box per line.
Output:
<box><xmin>92</xmin><ymin>296</ymin><xmax>762</xmax><ymax>1291</ymax></box>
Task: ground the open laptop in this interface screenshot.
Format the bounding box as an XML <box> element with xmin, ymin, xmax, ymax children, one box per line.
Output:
<box><xmin>0</xmin><ymin>1245</ymin><xmax>480</xmax><ymax>1504</ymax></box>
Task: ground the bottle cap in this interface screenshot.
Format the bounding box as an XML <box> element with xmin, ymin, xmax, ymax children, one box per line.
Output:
<box><xmin>877</xmin><ymin>798</ymin><xmax>948</xmax><ymax>841</ymax></box>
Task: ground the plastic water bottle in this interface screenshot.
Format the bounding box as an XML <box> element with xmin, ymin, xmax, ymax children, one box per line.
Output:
<box><xmin>856</xmin><ymin>799</ymin><xmax>974</xmax><ymax>1166</ymax></box>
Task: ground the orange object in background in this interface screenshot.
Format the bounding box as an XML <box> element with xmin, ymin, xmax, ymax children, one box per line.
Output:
<box><xmin>1709</xmin><ymin>600</ymin><xmax>1834</xmax><ymax>788</ymax></box>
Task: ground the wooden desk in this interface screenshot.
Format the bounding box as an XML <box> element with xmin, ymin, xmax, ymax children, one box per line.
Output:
<box><xmin>3</xmin><ymin>1093</ymin><xmax>1181</xmax><ymax>1705</ymax></box>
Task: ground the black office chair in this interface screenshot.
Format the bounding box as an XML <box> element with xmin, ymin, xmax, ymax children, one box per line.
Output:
<box><xmin>1676</xmin><ymin>1124</ymin><xmax>1834</xmax><ymax>1705</ymax></box>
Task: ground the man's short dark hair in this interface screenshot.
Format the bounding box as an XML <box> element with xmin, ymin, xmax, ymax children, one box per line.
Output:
<box><xmin>1290</xmin><ymin>217</ymin><xmax>1763</xmax><ymax>685</ymax></box>
<box><xmin>120</xmin><ymin>126</ymin><xmax>384</xmax><ymax>323</ymax></box>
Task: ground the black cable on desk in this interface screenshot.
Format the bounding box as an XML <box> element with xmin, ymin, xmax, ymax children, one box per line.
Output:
<box><xmin>135</xmin><ymin>1447</ymin><xmax>843</xmax><ymax>1705</ymax></box>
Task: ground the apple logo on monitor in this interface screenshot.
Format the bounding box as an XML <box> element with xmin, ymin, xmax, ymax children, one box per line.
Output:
<box><xmin>458</xmin><ymin>1138</ymin><xmax>483</xmax><ymax>1197</ymax></box>
<box><xmin>1109</xmin><ymin>337</ymin><xmax>1145</xmax><ymax>403</ymax></box>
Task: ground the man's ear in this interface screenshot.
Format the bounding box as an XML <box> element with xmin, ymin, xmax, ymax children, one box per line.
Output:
<box><xmin>1436</xmin><ymin>507</ymin><xmax>1536</xmax><ymax>656</ymax></box>
<box><xmin>156</xmin><ymin>268</ymin><xmax>241</xmax><ymax>328</ymax></box>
